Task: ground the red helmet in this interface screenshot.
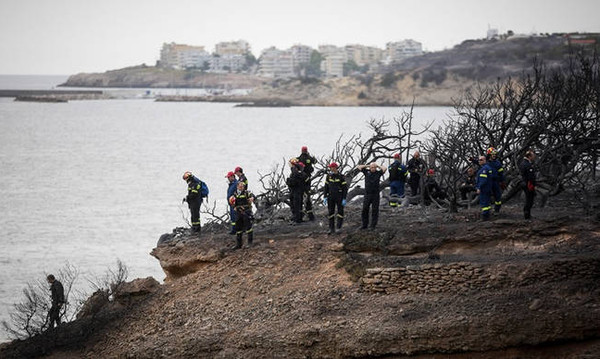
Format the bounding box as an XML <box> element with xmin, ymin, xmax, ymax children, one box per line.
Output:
<box><xmin>393</xmin><ymin>153</ymin><xmax>400</xmax><ymax>159</ymax></box>
<box><xmin>225</xmin><ymin>171</ymin><xmax>235</xmax><ymax>178</ymax></box>
<box><xmin>229</xmin><ymin>196</ymin><xmax>236</xmax><ymax>206</ymax></box>
<box><xmin>486</xmin><ymin>147</ymin><xmax>497</xmax><ymax>156</ymax></box>
<box><xmin>301</xmin><ymin>146</ymin><xmax>308</xmax><ymax>152</ymax></box>
<box><xmin>182</xmin><ymin>171</ymin><xmax>193</xmax><ymax>180</ymax></box>
<box><xmin>234</xmin><ymin>166</ymin><xmax>243</xmax><ymax>173</ymax></box>
<box><xmin>297</xmin><ymin>161</ymin><xmax>305</xmax><ymax>168</ymax></box>
<box><xmin>328</xmin><ymin>162</ymin><xmax>339</xmax><ymax>168</ymax></box>
<box><xmin>427</xmin><ymin>169</ymin><xmax>435</xmax><ymax>176</ymax></box>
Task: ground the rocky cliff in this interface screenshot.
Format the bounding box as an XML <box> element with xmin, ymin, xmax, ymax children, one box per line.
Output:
<box><xmin>2</xmin><ymin>202</ymin><xmax>599</xmax><ymax>358</ymax></box>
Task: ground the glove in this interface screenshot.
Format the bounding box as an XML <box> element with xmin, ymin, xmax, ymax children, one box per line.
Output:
<box><xmin>500</xmin><ymin>182</ymin><xmax>507</xmax><ymax>190</ymax></box>
<box><xmin>182</xmin><ymin>197</ymin><xmax>186</xmax><ymax>204</ymax></box>
<box><xmin>342</xmin><ymin>199</ymin><xmax>347</xmax><ymax>206</ymax></box>
<box><xmin>527</xmin><ymin>181</ymin><xmax>535</xmax><ymax>192</ymax></box>
<box><xmin>323</xmin><ymin>198</ymin><xmax>328</xmax><ymax>205</ymax></box>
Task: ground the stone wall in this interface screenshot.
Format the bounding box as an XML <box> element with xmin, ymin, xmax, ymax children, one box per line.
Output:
<box><xmin>360</xmin><ymin>257</ymin><xmax>600</xmax><ymax>294</ymax></box>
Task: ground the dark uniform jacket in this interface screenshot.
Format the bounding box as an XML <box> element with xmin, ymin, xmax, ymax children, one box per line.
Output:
<box><xmin>287</xmin><ymin>166</ymin><xmax>307</xmax><ymax>190</ymax></box>
<box><xmin>324</xmin><ymin>173</ymin><xmax>347</xmax><ymax>199</ymax></box>
<box><xmin>186</xmin><ymin>177</ymin><xmax>203</xmax><ymax>205</ymax></box>
<box><xmin>298</xmin><ymin>153</ymin><xmax>316</xmax><ymax>176</ymax></box>
<box><xmin>407</xmin><ymin>157</ymin><xmax>427</xmax><ymax>174</ymax></box>
<box><xmin>389</xmin><ymin>160</ymin><xmax>408</xmax><ymax>182</ymax></box>
<box><xmin>233</xmin><ymin>189</ymin><xmax>255</xmax><ymax>212</ymax></box>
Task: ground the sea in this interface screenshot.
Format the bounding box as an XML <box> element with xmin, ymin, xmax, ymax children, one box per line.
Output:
<box><xmin>0</xmin><ymin>74</ymin><xmax>452</xmax><ymax>342</ymax></box>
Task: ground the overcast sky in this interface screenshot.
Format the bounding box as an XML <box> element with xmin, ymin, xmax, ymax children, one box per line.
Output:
<box><xmin>1</xmin><ymin>0</ymin><xmax>599</xmax><ymax>75</ymax></box>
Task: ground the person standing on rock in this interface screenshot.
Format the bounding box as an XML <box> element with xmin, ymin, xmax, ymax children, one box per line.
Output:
<box><xmin>407</xmin><ymin>151</ymin><xmax>427</xmax><ymax>196</ymax></box>
<box><xmin>46</xmin><ymin>274</ymin><xmax>65</xmax><ymax>329</ymax></box>
<box><xmin>298</xmin><ymin>146</ymin><xmax>317</xmax><ymax>221</ymax></box>
<box><xmin>323</xmin><ymin>162</ymin><xmax>348</xmax><ymax>235</ymax></box>
<box><xmin>287</xmin><ymin>158</ymin><xmax>307</xmax><ymax>224</ymax></box>
<box><xmin>357</xmin><ymin>162</ymin><xmax>387</xmax><ymax>229</ymax></box>
<box><xmin>520</xmin><ymin>150</ymin><xmax>537</xmax><ymax>220</ymax></box>
<box><xmin>475</xmin><ymin>156</ymin><xmax>493</xmax><ymax>221</ymax></box>
<box><xmin>388</xmin><ymin>153</ymin><xmax>408</xmax><ymax>207</ymax></box>
<box><xmin>182</xmin><ymin>171</ymin><xmax>206</xmax><ymax>234</ymax></box>
<box><xmin>226</xmin><ymin>171</ymin><xmax>238</xmax><ymax>234</ymax></box>
<box><xmin>229</xmin><ymin>181</ymin><xmax>256</xmax><ymax>249</ymax></box>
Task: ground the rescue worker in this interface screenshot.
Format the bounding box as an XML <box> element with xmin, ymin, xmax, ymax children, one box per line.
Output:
<box><xmin>46</xmin><ymin>274</ymin><xmax>65</xmax><ymax>329</ymax></box>
<box><xmin>423</xmin><ymin>169</ymin><xmax>446</xmax><ymax>205</ymax></box>
<box><xmin>475</xmin><ymin>156</ymin><xmax>493</xmax><ymax>221</ymax></box>
<box><xmin>486</xmin><ymin>147</ymin><xmax>505</xmax><ymax>213</ymax></box>
<box><xmin>407</xmin><ymin>151</ymin><xmax>427</xmax><ymax>196</ymax></box>
<box><xmin>298</xmin><ymin>146</ymin><xmax>316</xmax><ymax>221</ymax></box>
<box><xmin>388</xmin><ymin>153</ymin><xmax>408</xmax><ymax>207</ymax></box>
<box><xmin>226</xmin><ymin>171</ymin><xmax>238</xmax><ymax>234</ymax></box>
<box><xmin>357</xmin><ymin>162</ymin><xmax>387</xmax><ymax>229</ymax></box>
<box><xmin>323</xmin><ymin>162</ymin><xmax>347</xmax><ymax>235</ymax></box>
<box><xmin>520</xmin><ymin>150</ymin><xmax>537</xmax><ymax>220</ymax></box>
<box><xmin>182</xmin><ymin>171</ymin><xmax>203</xmax><ymax>234</ymax></box>
<box><xmin>234</xmin><ymin>166</ymin><xmax>248</xmax><ymax>188</ymax></box>
<box><xmin>229</xmin><ymin>181</ymin><xmax>256</xmax><ymax>249</ymax></box>
<box><xmin>459</xmin><ymin>167</ymin><xmax>477</xmax><ymax>200</ymax></box>
<box><xmin>287</xmin><ymin>158</ymin><xmax>307</xmax><ymax>224</ymax></box>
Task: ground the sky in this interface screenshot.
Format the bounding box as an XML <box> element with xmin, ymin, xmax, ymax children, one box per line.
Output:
<box><xmin>0</xmin><ymin>0</ymin><xmax>599</xmax><ymax>75</ymax></box>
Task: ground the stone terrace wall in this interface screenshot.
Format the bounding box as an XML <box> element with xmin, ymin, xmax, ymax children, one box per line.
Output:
<box><xmin>360</xmin><ymin>257</ymin><xmax>600</xmax><ymax>294</ymax></box>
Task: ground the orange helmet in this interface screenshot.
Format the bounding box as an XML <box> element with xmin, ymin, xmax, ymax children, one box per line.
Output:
<box><xmin>182</xmin><ymin>171</ymin><xmax>193</xmax><ymax>181</ymax></box>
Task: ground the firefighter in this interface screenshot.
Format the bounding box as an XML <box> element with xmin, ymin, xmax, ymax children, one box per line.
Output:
<box><xmin>407</xmin><ymin>151</ymin><xmax>427</xmax><ymax>196</ymax></box>
<box><xmin>226</xmin><ymin>171</ymin><xmax>238</xmax><ymax>234</ymax></box>
<box><xmin>459</xmin><ymin>167</ymin><xmax>477</xmax><ymax>201</ymax></box>
<box><xmin>287</xmin><ymin>158</ymin><xmax>307</xmax><ymax>224</ymax></box>
<box><xmin>357</xmin><ymin>162</ymin><xmax>387</xmax><ymax>229</ymax></box>
<box><xmin>520</xmin><ymin>150</ymin><xmax>537</xmax><ymax>220</ymax></box>
<box><xmin>323</xmin><ymin>162</ymin><xmax>347</xmax><ymax>235</ymax></box>
<box><xmin>229</xmin><ymin>181</ymin><xmax>256</xmax><ymax>249</ymax></box>
<box><xmin>182</xmin><ymin>171</ymin><xmax>203</xmax><ymax>234</ymax></box>
<box><xmin>298</xmin><ymin>146</ymin><xmax>316</xmax><ymax>221</ymax></box>
<box><xmin>388</xmin><ymin>153</ymin><xmax>408</xmax><ymax>207</ymax></box>
<box><xmin>423</xmin><ymin>169</ymin><xmax>446</xmax><ymax>205</ymax></box>
<box><xmin>475</xmin><ymin>156</ymin><xmax>493</xmax><ymax>221</ymax></box>
<box><xmin>234</xmin><ymin>166</ymin><xmax>248</xmax><ymax>188</ymax></box>
<box><xmin>46</xmin><ymin>274</ymin><xmax>65</xmax><ymax>329</ymax></box>
<box><xmin>486</xmin><ymin>147</ymin><xmax>505</xmax><ymax>213</ymax></box>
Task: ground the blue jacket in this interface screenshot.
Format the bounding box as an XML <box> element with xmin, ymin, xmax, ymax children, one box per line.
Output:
<box><xmin>487</xmin><ymin>159</ymin><xmax>505</xmax><ymax>182</ymax></box>
<box><xmin>389</xmin><ymin>160</ymin><xmax>408</xmax><ymax>182</ymax></box>
<box><xmin>227</xmin><ymin>179</ymin><xmax>238</xmax><ymax>202</ymax></box>
<box><xmin>476</xmin><ymin>164</ymin><xmax>493</xmax><ymax>192</ymax></box>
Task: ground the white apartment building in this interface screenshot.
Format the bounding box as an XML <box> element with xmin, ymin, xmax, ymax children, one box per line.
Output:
<box><xmin>258</xmin><ymin>47</ymin><xmax>295</xmax><ymax>78</ymax></box>
<box><xmin>318</xmin><ymin>45</ymin><xmax>347</xmax><ymax>77</ymax></box>
<box><xmin>215</xmin><ymin>40</ymin><xmax>251</xmax><ymax>56</ymax></box>
<box><xmin>160</xmin><ymin>43</ymin><xmax>211</xmax><ymax>69</ymax></box>
<box><xmin>385</xmin><ymin>39</ymin><xmax>423</xmax><ymax>63</ymax></box>
<box><xmin>209</xmin><ymin>54</ymin><xmax>246</xmax><ymax>73</ymax></box>
<box><xmin>345</xmin><ymin>44</ymin><xmax>384</xmax><ymax>66</ymax></box>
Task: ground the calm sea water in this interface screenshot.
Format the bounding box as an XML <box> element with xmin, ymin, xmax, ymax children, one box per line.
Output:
<box><xmin>0</xmin><ymin>75</ymin><xmax>451</xmax><ymax>342</ymax></box>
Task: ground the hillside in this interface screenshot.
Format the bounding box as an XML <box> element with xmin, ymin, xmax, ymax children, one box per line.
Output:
<box><xmin>59</xmin><ymin>35</ymin><xmax>598</xmax><ymax>106</ymax></box>
<box><xmin>2</xmin><ymin>202</ymin><xmax>599</xmax><ymax>358</ymax></box>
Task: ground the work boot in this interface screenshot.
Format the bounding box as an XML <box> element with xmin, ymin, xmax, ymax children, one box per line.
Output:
<box><xmin>308</xmin><ymin>213</ymin><xmax>315</xmax><ymax>221</ymax></box>
<box><xmin>336</xmin><ymin>218</ymin><xmax>343</xmax><ymax>230</ymax></box>
<box><xmin>247</xmin><ymin>231</ymin><xmax>254</xmax><ymax>247</ymax></box>
<box><xmin>233</xmin><ymin>234</ymin><xmax>242</xmax><ymax>250</ymax></box>
<box><xmin>328</xmin><ymin>218</ymin><xmax>335</xmax><ymax>235</ymax></box>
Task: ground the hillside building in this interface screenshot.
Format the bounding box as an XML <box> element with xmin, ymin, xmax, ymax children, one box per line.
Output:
<box><xmin>215</xmin><ymin>40</ymin><xmax>251</xmax><ymax>56</ymax></box>
<box><xmin>344</xmin><ymin>44</ymin><xmax>383</xmax><ymax>66</ymax></box>
<box><xmin>385</xmin><ymin>39</ymin><xmax>423</xmax><ymax>63</ymax></box>
<box><xmin>258</xmin><ymin>47</ymin><xmax>294</xmax><ymax>78</ymax></box>
<box><xmin>318</xmin><ymin>45</ymin><xmax>347</xmax><ymax>78</ymax></box>
<box><xmin>159</xmin><ymin>43</ymin><xmax>211</xmax><ymax>69</ymax></box>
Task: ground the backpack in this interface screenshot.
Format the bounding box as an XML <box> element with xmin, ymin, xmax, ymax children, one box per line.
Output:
<box><xmin>200</xmin><ymin>181</ymin><xmax>209</xmax><ymax>198</ymax></box>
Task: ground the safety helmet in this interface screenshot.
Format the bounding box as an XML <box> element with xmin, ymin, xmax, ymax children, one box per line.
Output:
<box><xmin>486</xmin><ymin>147</ymin><xmax>497</xmax><ymax>156</ymax></box>
<box><xmin>328</xmin><ymin>162</ymin><xmax>339</xmax><ymax>168</ymax></box>
<box><xmin>301</xmin><ymin>146</ymin><xmax>308</xmax><ymax>153</ymax></box>
<box><xmin>297</xmin><ymin>161</ymin><xmax>305</xmax><ymax>168</ymax></box>
<box><xmin>234</xmin><ymin>166</ymin><xmax>243</xmax><ymax>173</ymax></box>
<box><xmin>289</xmin><ymin>157</ymin><xmax>299</xmax><ymax>164</ymax></box>
<box><xmin>182</xmin><ymin>171</ymin><xmax>193</xmax><ymax>181</ymax></box>
<box><xmin>225</xmin><ymin>171</ymin><xmax>235</xmax><ymax>178</ymax></box>
<box><xmin>393</xmin><ymin>153</ymin><xmax>400</xmax><ymax>159</ymax></box>
<box><xmin>229</xmin><ymin>196</ymin><xmax>236</xmax><ymax>206</ymax></box>
<box><xmin>427</xmin><ymin>169</ymin><xmax>435</xmax><ymax>176</ymax></box>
